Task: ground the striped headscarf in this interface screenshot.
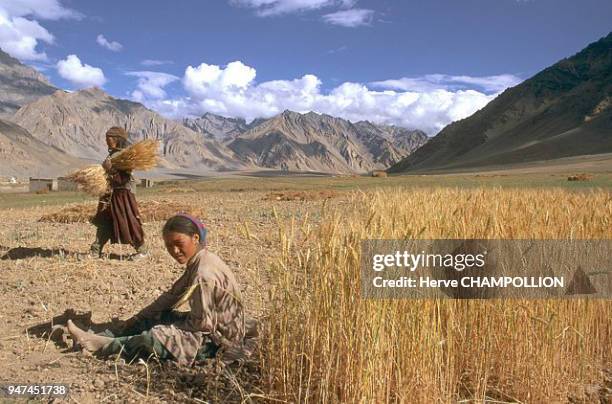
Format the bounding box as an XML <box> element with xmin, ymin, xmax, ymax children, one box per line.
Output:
<box><xmin>176</xmin><ymin>213</ymin><xmax>207</xmax><ymax>246</ymax></box>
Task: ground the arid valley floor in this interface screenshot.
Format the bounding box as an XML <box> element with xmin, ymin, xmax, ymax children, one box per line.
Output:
<box><xmin>1</xmin><ymin>172</ymin><xmax>611</xmax><ymax>403</ymax></box>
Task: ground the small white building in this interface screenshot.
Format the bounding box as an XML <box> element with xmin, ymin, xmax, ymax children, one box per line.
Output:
<box><xmin>139</xmin><ymin>178</ymin><xmax>154</xmax><ymax>188</ymax></box>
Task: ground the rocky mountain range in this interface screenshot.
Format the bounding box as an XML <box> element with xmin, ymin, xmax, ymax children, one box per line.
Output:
<box><xmin>389</xmin><ymin>32</ymin><xmax>612</xmax><ymax>173</ymax></box>
<box><xmin>11</xmin><ymin>88</ymin><xmax>246</xmax><ymax>171</ymax></box>
<box><xmin>225</xmin><ymin>111</ymin><xmax>427</xmax><ymax>173</ymax></box>
<box><xmin>0</xmin><ymin>118</ymin><xmax>85</xmax><ymax>177</ymax></box>
<box><xmin>0</xmin><ymin>46</ymin><xmax>428</xmax><ymax>177</ymax></box>
<box><xmin>352</xmin><ymin>121</ymin><xmax>429</xmax><ymax>165</ymax></box>
<box><xmin>10</xmin><ymin>89</ymin><xmax>426</xmax><ymax>175</ymax></box>
<box><xmin>183</xmin><ymin>112</ymin><xmax>250</xmax><ymax>144</ymax></box>
<box><xmin>0</xmin><ymin>49</ymin><xmax>57</xmax><ymax>118</ymax></box>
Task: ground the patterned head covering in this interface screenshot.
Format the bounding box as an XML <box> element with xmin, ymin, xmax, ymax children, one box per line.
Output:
<box><xmin>176</xmin><ymin>213</ymin><xmax>207</xmax><ymax>246</ymax></box>
<box><xmin>105</xmin><ymin>126</ymin><xmax>129</xmax><ymax>140</ymax></box>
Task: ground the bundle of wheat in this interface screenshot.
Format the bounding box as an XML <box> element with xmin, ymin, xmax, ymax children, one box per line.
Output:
<box><xmin>38</xmin><ymin>203</ymin><xmax>98</xmax><ymax>223</ymax></box>
<box><xmin>263</xmin><ymin>190</ymin><xmax>339</xmax><ymax>201</ymax></box>
<box><xmin>111</xmin><ymin>139</ymin><xmax>159</xmax><ymax>171</ymax></box>
<box><xmin>568</xmin><ymin>173</ymin><xmax>593</xmax><ymax>181</ymax></box>
<box><xmin>371</xmin><ymin>170</ymin><xmax>388</xmax><ymax>178</ymax></box>
<box><xmin>65</xmin><ymin>165</ymin><xmax>109</xmax><ymax>196</ymax></box>
<box><xmin>39</xmin><ymin>199</ymin><xmax>206</xmax><ymax>224</ymax></box>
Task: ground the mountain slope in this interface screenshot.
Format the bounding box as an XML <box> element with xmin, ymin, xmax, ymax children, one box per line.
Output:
<box><xmin>11</xmin><ymin>88</ymin><xmax>247</xmax><ymax>171</ymax></box>
<box><xmin>352</xmin><ymin>121</ymin><xmax>428</xmax><ymax>165</ymax></box>
<box><xmin>183</xmin><ymin>112</ymin><xmax>249</xmax><ymax>144</ymax></box>
<box><xmin>228</xmin><ymin>111</ymin><xmax>427</xmax><ymax>173</ymax></box>
<box><xmin>0</xmin><ymin>48</ymin><xmax>58</xmax><ymax>118</ymax></box>
<box><xmin>389</xmin><ymin>32</ymin><xmax>612</xmax><ymax>173</ymax></box>
<box><xmin>0</xmin><ymin>119</ymin><xmax>85</xmax><ymax>177</ymax></box>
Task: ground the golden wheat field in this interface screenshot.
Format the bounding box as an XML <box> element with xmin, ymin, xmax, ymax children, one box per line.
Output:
<box><xmin>263</xmin><ymin>187</ymin><xmax>612</xmax><ymax>403</ymax></box>
<box><xmin>0</xmin><ymin>176</ymin><xmax>610</xmax><ymax>403</ymax></box>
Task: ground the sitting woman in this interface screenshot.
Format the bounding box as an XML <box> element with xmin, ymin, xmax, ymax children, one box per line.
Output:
<box><xmin>67</xmin><ymin>214</ymin><xmax>255</xmax><ymax>365</ymax></box>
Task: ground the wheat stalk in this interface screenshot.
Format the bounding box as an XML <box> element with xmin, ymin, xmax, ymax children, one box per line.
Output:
<box><xmin>65</xmin><ymin>165</ymin><xmax>109</xmax><ymax>196</ymax></box>
<box><xmin>263</xmin><ymin>187</ymin><xmax>612</xmax><ymax>402</ymax></box>
<box><xmin>111</xmin><ymin>139</ymin><xmax>160</xmax><ymax>171</ymax></box>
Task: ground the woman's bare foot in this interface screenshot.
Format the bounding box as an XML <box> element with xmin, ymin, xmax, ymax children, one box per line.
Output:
<box><xmin>67</xmin><ymin>320</ymin><xmax>112</xmax><ymax>352</ymax></box>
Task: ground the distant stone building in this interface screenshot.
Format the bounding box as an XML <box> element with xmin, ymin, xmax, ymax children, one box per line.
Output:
<box><xmin>139</xmin><ymin>178</ymin><xmax>154</xmax><ymax>188</ymax></box>
<box><xmin>29</xmin><ymin>178</ymin><xmax>58</xmax><ymax>193</ymax></box>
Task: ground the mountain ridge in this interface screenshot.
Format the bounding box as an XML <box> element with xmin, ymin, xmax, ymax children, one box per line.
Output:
<box><xmin>0</xmin><ymin>118</ymin><xmax>86</xmax><ymax>177</ymax></box>
<box><xmin>189</xmin><ymin>110</ymin><xmax>428</xmax><ymax>173</ymax></box>
<box><xmin>11</xmin><ymin>87</ymin><xmax>248</xmax><ymax>171</ymax></box>
<box><xmin>0</xmin><ymin>48</ymin><xmax>58</xmax><ymax>118</ymax></box>
<box><xmin>389</xmin><ymin>32</ymin><xmax>612</xmax><ymax>173</ymax></box>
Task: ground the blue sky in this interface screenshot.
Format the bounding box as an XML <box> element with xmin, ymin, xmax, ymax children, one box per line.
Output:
<box><xmin>0</xmin><ymin>0</ymin><xmax>611</xmax><ymax>133</ymax></box>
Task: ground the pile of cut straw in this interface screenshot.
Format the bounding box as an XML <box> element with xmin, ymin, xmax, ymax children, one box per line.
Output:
<box><xmin>111</xmin><ymin>139</ymin><xmax>159</xmax><ymax>171</ymax></box>
<box><xmin>39</xmin><ymin>199</ymin><xmax>206</xmax><ymax>223</ymax></box>
<box><xmin>65</xmin><ymin>165</ymin><xmax>108</xmax><ymax>196</ymax></box>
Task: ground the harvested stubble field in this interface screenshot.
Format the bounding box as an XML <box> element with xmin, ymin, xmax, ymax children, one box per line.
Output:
<box><xmin>38</xmin><ymin>199</ymin><xmax>207</xmax><ymax>224</ymax></box>
<box><xmin>0</xmin><ymin>175</ymin><xmax>611</xmax><ymax>403</ymax></box>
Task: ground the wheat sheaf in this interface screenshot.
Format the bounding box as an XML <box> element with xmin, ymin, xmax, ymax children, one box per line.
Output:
<box><xmin>66</xmin><ymin>139</ymin><xmax>160</xmax><ymax>196</ymax></box>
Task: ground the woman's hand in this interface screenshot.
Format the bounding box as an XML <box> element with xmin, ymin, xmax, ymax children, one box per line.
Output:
<box><xmin>102</xmin><ymin>158</ymin><xmax>112</xmax><ymax>172</ymax></box>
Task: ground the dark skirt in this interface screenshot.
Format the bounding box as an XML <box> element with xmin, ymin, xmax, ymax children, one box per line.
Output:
<box><xmin>110</xmin><ymin>189</ymin><xmax>144</xmax><ymax>246</ymax></box>
<box><xmin>92</xmin><ymin>189</ymin><xmax>144</xmax><ymax>247</ymax></box>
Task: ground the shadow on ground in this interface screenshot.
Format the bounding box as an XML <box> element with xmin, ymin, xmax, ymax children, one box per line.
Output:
<box><xmin>25</xmin><ymin>309</ymin><xmax>263</xmax><ymax>402</ymax></box>
<box><xmin>0</xmin><ymin>246</ymin><xmax>132</xmax><ymax>261</ymax></box>
<box><xmin>26</xmin><ymin>309</ymin><xmax>127</xmax><ymax>353</ymax></box>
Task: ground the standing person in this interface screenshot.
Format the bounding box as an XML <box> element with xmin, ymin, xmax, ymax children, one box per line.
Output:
<box><xmin>67</xmin><ymin>214</ymin><xmax>257</xmax><ymax>365</ymax></box>
<box><xmin>84</xmin><ymin>126</ymin><xmax>148</xmax><ymax>260</ymax></box>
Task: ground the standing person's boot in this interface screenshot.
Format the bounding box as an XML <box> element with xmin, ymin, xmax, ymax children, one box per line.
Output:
<box><xmin>89</xmin><ymin>240</ymin><xmax>105</xmax><ymax>258</ymax></box>
<box><xmin>76</xmin><ymin>239</ymin><xmax>106</xmax><ymax>260</ymax></box>
<box><xmin>89</xmin><ymin>227</ymin><xmax>111</xmax><ymax>258</ymax></box>
<box><xmin>77</xmin><ymin>222</ymin><xmax>111</xmax><ymax>260</ymax></box>
<box><xmin>129</xmin><ymin>242</ymin><xmax>149</xmax><ymax>261</ymax></box>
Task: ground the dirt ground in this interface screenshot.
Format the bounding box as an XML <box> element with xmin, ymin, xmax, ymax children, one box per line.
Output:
<box><xmin>1</xmin><ymin>175</ymin><xmax>611</xmax><ymax>403</ymax></box>
<box><xmin>0</xmin><ymin>187</ymin><xmax>336</xmax><ymax>403</ymax></box>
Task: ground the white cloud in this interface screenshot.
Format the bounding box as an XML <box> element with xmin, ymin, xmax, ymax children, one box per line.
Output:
<box><xmin>338</xmin><ymin>0</ymin><xmax>356</xmax><ymax>7</ymax></box>
<box><xmin>96</xmin><ymin>34</ymin><xmax>123</xmax><ymax>52</ymax></box>
<box><xmin>313</xmin><ymin>83</ymin><xmax>495</xmax><ymax>133</ymax></box>
<box><xmin>231</xmin><ymin>0</ymin><xmax>374</xmax><ymax>27</ymax></box>
<box><xmin>0</xmin><ymin>12</ymin><xmax>53</xmax><ymax>60</ymax></box>
<box><xmin>126</xmin><ymin>71</ymin><xmax>179</xmax><ymax>101</ymax></box>
<box><xmin>0</xmin><ymin>0</ymin><xmax>82</xmax><ymax>20</ymax></box>
<box><xmin>232</xmin><ymin>0</ymin><xmax>341</xmax><ymax>16</ymax></box>
<box><xmin>231</xmin><ymin>0</ymin><xmax>375</xmax><ymax>28</ymax></box>
<box><xmin>141</xmin><ymin>59</ymin><xmax>174</xmax><ymax>66</ymax></box>
<box><xmin>322</xmin><ymin>8</ymin><xmax>373</xmax><ymax>27</ymax></box>
<box><xmin>0</xmin><ymin>0</ymin><xmax>80</xmax><ymax>61</ymax></box>
<box><xmin>444</xmin><ymin>74</ymin><xmax>523</xmax><ymax>93</ymax></box>
<box><xmin>56</xmin><ymin>54</ymin><xmax>106</xmax><ymax>88</ymax></box>
<box><xmin>326</xmin><ymin>45</ymin><xmax>347</xmax><ymax>54</ymax></box>
<box><xmin>372</xmin><ymin>74</ymin><xmax>523</xmax><ymax>94</ymax></box>
<box><xmin>184</xmin><ymin>61</ymin><xmax>257</xmax><ymax>96</ymax></box>
<box><xmin>135</xmin><ymin>60</ymin><xmax>521</xmax><ymax>134</ymax></box>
